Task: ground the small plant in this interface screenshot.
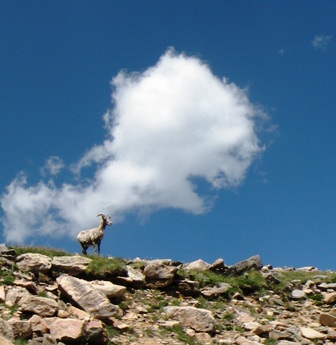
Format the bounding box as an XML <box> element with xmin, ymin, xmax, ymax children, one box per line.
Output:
<box><xmin>37</xmin><ymin>290</ymin><xmax>48</xmax><ymax>298</ymax></box>
<box><xmin>166</xmin><ymin>325</ymin><xmax>202</xmax><ymax>345</ymax></box>
<box><xmin>308</xmin><ymin>293</ymin><xmax>324</xmax><ymax>305</ymax></box>
<box><xmin>0</xmin><ymin>268</ymin><xmax>15</xmax><ymax>285</ymax></box>
<box><xmin>106</xmin><ymin>325</ymin><xmax>121</xmax><ymax>338</ymax></box>
<box><xmin>14</xmin><ymin>338</ymin><xmax>28</xmax><ymax>345</ymax></box>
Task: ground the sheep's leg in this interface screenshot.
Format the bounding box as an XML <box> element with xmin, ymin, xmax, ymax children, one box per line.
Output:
<box><xmin>81</xmin><ymin>244</ymin><xmax>88</xmax><ymax>255</ymax></box>
<box><xmin>93</xmin><ymin>243</ymin><xmax>98</xmax><ymax>256</ymax></box>
<box><xmin>97</xmin><ymin>242</ymin><xmax>101</xmax><ymax>256</ymax></box>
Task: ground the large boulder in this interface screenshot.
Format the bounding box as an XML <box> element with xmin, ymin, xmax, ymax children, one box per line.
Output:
<box><xmin>183</xmin><ymin>259</ymin><xmax>210</xmax><ymax>271</ymax></box>
<box><xmin>56</xmin><ymin>274</ymin><xmax>121</xmax><ymax>319</ymax></box>
<box><xmin>5</xmin><ymin>286</ymin><xmax>29</xmax><ymax>307</ymax></box>
<box><xmin>51</xmin><ymin>256</ymin><xmax>92</xmax><ymax>275</ymax></box>
<box><xmin>164</xmin><ymin>306</ymin><xmax>216</xmax><ymax>333</ymax></box>
<box><xmin>227</xmin><ymin>255</ymin><xmax>263</xmax><ymax>275</ymax></box>
<box><xmin>143</xmin><ymin>260</ymin><xmax>178</xmax><ymax>288</ymax></box>
<box><xmin>0</xmin><ymin>319</ymin><xmax>14</xmax><ymax>342</ymax></box>
<box><xmin>16</xmin><ymin>253</ymin><xmax>52</xmax><ymax>274</ymax></box>
<box><xmin>7</xmin><ymin>319</ymin><xmax>32</xmax><ymax>338</ymax></box>
<box><xmin>44</xmin><ymin>317</ymin><xmax>85</xmax><ymax>342</ymax></box>
<box><xmin>18</xmin><ymin>294</ymin><xmax>58</xmax><ymax>317</ymax></box>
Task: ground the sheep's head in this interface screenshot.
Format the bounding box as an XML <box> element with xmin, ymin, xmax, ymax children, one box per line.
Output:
<box><xmin>97</xmin><ymin>213</ymin><xmax>112</xmax><ymax>227</ymax></box>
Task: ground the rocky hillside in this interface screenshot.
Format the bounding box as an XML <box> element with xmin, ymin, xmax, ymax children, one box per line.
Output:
<box><xmin>1</xmin><ymin>244</ymin><xmax>336</xmax><ymax>345</ymax></box>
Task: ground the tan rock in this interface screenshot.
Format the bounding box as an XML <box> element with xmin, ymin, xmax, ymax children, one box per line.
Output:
<box><xmin>201</xmin><ymin>283</ymin><xmax>231</xmax><ymax>298</ymax></box>
<box><xmin>85</xmin><ymin>319</ymin><xmax>108</xmax><ymax>344</ymax></box>
<box><xmin>195</xmin><ymin>332</ymin><xmax>212</xmax><ymax>344</ymax></box>
<box><xmin>19</xmin><ymin>294</ymin><xmax>58</xmax><ymax>317</ymax></box>
<box><xmin>319</xmin><ymin>313</ymin><xmax>336</xmax><ymax>327</ymax></box>
<box><xmin>90</xmin><ymin>280</ymin><xmax>126</xmax><ymax>298</ymax></box>
<box><xmin>67</xmin><ymin>305</ymin><xmax>91</xmax><ymax>320</ymax></box>
<box><xmin>300</xmin><ymin>327</ymin><xmax>326</xmax><ymax>340</ymax></box>
<box><xmin>236</xmin><ymin>311</ymin><xmax>256</xmax><ymax>323</ymax></box>
<box><xmin>44</xmin><ymin>317</ymin><xmax>85</xmax><ymax>341</ymax></box>
<box><xmin>7</xmin><ymin>318</ymin><xmax>31</xmax><ymax>338</ymax></box>
<box><xmin>0</xmin><ymin>319</ymin><xmax>13</xmax><ymax>341</ymax></box>
<box><xmin>16</xmin><ymin>253</ymin><xmax>52</xmax><ymax>274</ymax></box>
<box><xmin>164</xmin><ymin>306</ymin><xmax>216</xmax><ymax>333</ymax></box>
<box><xmin>324</xmin><ymin>292</ymin><xmax>336</xmax><ymax>304</ymax></box>
<box><xmin>0</xmin><ymin>336</ymin><xmax>14</xmax><ymax>345</ymax></box>
<box><xmin>0</xmin><ymin>286</ymin><xmax>5</xmax><ymax>302</ymax></box>
<box><xmin>13</xmin><ymin>279</ymin><xmax>38</xmax><ymax>294</ymax></box>
<box><xmin>4</xmin><ymin>286</ymin><xmax>29</xmax><ymax>307</ymax></box>
<box><xmin>57</xmin><ymin>274</ymin><xmax>121</xmax><ymax>319</ymax></box>
<box><xmin>236</xmin><ymin>336</ymin><xmax>262</xmax><ymax>345</ymax></box>
<box><xmin>29</xmin><ymin>314</ymin><xmax>49</xmax><ymax>334</ymax></box>
<box><xmin>143</xmin><ymin>261</ymin><xmax>178</xmax><ymax>288</ymax></box>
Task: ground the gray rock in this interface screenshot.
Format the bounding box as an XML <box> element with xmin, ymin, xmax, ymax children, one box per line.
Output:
<box><xmin>143</xmin><ymin>260</ymin><xmax>178</xmax><ymax>288</ymax></box>
<box><xmin>164</xmin><ymin>306</ymin><xmax>216</xmax><ymax>333</ymax></box>
<box><xmin>201</xmin><ymin>283</ymin><xmax>231</xmax><ymax>298</ymax></box>
<box><xmin>56</xmin><ymin>274</ymin><xmax>121</xmax><ymax>319</ymax></box>
<box><xmin>227</xmin><ymin>255</ymin><xmax>263</xmax><ymax>275</ymax></box>
<box><xmin>126</xmin><ymin>265</ymin><xmax>146</xmax><ymax>287</ymax></box>
<box><xmin>51</xmin><ymin>256</ymin><xmax>92</xmax><ymax>275</ymax></box>
<box><xmin>0</xmin><ymin>244</ymin><xmax>16</xmax><ymax>258</ymax></box>
<box><xmin>183</xmin><ymin>259</ymin><xmax>210</xmax><ymax>271</ymax></box>
<box><xmin>291</xmin><ymin>289</ymin><xmax>306</xmax><ymax>300</ymax></box>
<box><xmin>18</xmin><ymin>294</ymin><xmax>58</xmax><ymax>317</ymax></box>
<box><xmin>209</xmin><ymin>258</ymin><xmax>228</xmax><ymax>273</ymax></box>
<box><xmin>177</xmin><ymin>279</ymin><xmax>200</xmax><ymax>297</ymax></box>
<box><xmin>318</xmin><ymin>282</ymin><xmax>336</xmax><ymax>290</ymax></box>
<box><xmin>16</xmin><ymin>253</ymin><xmax>52</xmax><ymax>274</ymax></box>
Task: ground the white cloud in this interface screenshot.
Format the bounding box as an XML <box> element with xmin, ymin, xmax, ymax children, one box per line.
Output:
<box><xmin>40</xmin><ymin>156</ymin><xmax>64</xmax><ymax>176</ymax></box>
<box><xmin>0</xmin><ymin>49</ymin><xmax>267</xmax><ymax>244</ymax></box>
<box><xmin>312</xmin><ymin>35</ymin><xmax>332</xmax><ymax>49</ymax></box>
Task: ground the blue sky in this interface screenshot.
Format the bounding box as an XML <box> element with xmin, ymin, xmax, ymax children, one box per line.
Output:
<box><xmin>1</xmin><ymin>1</ymin><xmax>336</xmax><ymax>269</ymax></box>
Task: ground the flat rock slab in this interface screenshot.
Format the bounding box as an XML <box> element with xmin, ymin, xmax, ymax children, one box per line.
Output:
<box><xmin>52</xmin><ymin>256</ymin><xmax>92</xmax><ymax>275</ymax></box>
<box><xmin>44</xmin><ymin>317</ymin><xmax>85</xmax><ymax>341</ymax></box>
<box><xmin>16</xmin><ymin>253</ymin><xmax>52</xmax><ymax>274</ymax></box>
<box><xmin>90</xmin><ymin>280</ymin><xmax>126</xmax><ymax>298</ymax></box>
<box><xmin>300</xmin><ymin>327</ymin><xmax>326</xmax><ymax>340</ymax></box>
<box><xmin>19</xmin><ymin>294</ymin><xmax>58</xmax><ymax>317</ymax></box>
<box><xmin>57</xmin><ymin>274</ymin><xmax>121</xmax><ymax>319</ymax></box>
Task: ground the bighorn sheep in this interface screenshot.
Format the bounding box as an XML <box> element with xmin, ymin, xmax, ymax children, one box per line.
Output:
<box><xmin>77</xmin><ymin>214</ymin><xmax>112</xmax><ymax>255</ymax></box>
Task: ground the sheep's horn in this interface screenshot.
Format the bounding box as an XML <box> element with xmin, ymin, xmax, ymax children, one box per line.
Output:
<box><xmin>97</xmin><ymin>213</ymin><xmax>105</xmax><ymax>218</ymax></box>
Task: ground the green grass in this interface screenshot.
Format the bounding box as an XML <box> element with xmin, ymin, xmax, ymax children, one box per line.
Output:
<box><xmin>165</xmin><ymin>325</ymin><xmax>203</xmax><ymax>345</ymax></box>
<box><xmin>179</xmin><ymin>269</ymin><xmax>267</xmax><ymax>296</ymax></box>
<box><xmin>0</xmin><ymin>268</ymin><xmax>15</xmax><ymax>285</ymax></box>
<box><xmin>85</xmin><ymin>256</ymin><xmax>127</xmax><ymax>278</ymax></box>
<box><xmin>12</xmin><ymin>245</ymin><xmax>70</xmax><ymax>257</ymax></box>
